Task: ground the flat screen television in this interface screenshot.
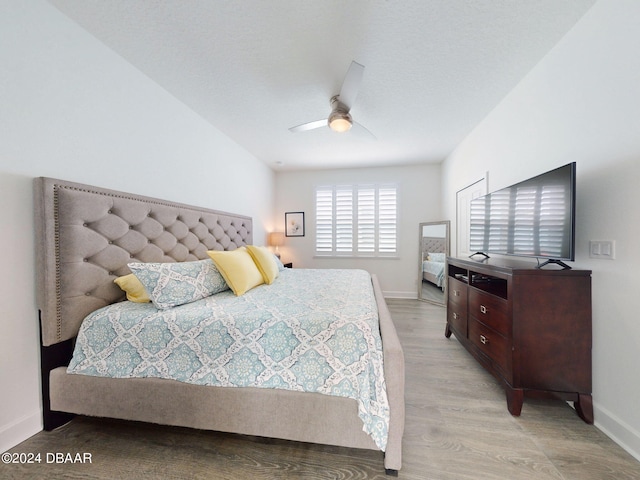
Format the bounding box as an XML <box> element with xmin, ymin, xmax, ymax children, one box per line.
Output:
<box><xmin>469</xmin><ymin>162</ymin><xmax>576</xmax><ymax>268</ymax></box>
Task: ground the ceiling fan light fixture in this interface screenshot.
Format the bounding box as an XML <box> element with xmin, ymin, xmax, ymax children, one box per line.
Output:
<box><xmin>328</xmin><ymin>110</ymin><xmax>352</xmax><ymax>133</ymax></box>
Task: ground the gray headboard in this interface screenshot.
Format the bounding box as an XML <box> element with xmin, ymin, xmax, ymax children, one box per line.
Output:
<box><xmin>422</xmin><ymin>237</ymin><xmax>446</xmax><ymax>258</ymax></box>
<box><xmin>34</xmin><ymin>177</ymin><xmax>253</xmax><ymax>346</ymax></box>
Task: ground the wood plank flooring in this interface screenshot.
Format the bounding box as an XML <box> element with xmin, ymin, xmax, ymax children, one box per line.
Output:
<box><xmin>2</xmin><ymin>299</ymin><xmax>639</xmax><ymax>479</ymax></box>
<box><xmin>420</xmin><ymin>280</ymin><xmax>445</xmax><ymax>304</ymax></box>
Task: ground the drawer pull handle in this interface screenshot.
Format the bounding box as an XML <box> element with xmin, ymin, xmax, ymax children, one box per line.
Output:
<box><xmin>454</xmin><ymin>290</ymin><xmax>460</xmax><ymax>297</ymax></box>
<box><xmin>480</xmin><ymin>334</ymin><xmax>488</xmax><ymax>345</ymax></box>
<box><xmin>453</xmin><ymin>312</ymin><xmax>459</xmax><ymax>320</ymax></box>
<box><xmin>480</xmin><ymin>305</ymin><xmax>487</xmax><ymax>314</ymax></box>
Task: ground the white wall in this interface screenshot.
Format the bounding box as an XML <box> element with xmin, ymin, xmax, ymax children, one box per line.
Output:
<box><xmin>274</xmin><ymin>164</ymin><xmax>441</xmax><ymax>298</ymax></box>
<box><xmin>442</xmin><ymin>0</ymin><xmax>640</xmax><ymax>460</ymax></box>
<box><xmin>0</xmin><ymin>1</ymin><xmax>274</xmax><ymax>452</ymax></box>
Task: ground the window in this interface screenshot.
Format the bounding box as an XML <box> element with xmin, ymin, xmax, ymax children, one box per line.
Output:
<box><xmin>315</xmin><ymin>184</ymin><xmax>397</xmax><ymax>256</ymax></box>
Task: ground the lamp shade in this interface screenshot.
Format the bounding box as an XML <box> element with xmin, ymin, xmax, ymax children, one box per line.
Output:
<box><xmin>268</xmin><ymin>232</ymin><xmax>285</xmax><ymax>247</ymax></box>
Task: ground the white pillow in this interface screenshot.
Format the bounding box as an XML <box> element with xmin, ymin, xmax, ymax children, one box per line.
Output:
<box><xmin>428</xmin><ymin>252</ymin><xmax>446</xmax><ymax>262</ymax></box>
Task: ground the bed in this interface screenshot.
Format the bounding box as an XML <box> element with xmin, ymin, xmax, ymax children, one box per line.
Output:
<box><xmin>34</xmin><ymin>177</ymin><xmax>405</xmax><ymax>474</ymax></box>
<box><xmin>421</xmin><ymin>236</ymin><xmax>446</xmax><ymax>289</ymax></box>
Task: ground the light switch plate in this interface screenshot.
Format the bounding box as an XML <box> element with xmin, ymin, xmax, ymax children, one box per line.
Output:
<box><xmin>589</xmin><ymin>240</ymin><xmax>615</xmax><ymax>259</ymax></box>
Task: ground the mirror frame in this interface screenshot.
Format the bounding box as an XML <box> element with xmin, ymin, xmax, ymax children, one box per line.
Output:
<box><xmin>418</xmin><ymin>221</ymin><xmax>450</xmax><ymax>306</ymax></box>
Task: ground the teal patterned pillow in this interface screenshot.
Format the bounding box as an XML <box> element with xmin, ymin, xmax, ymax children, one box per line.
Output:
<box><xmin>128</xmin><ymin>259</ymin><xmax>228</xmax><ymax>309</ymax></box>
<box><xmin>274</xmin><ymin>254</ymin><xmax>286</xmax><ymax>272</ymax></box>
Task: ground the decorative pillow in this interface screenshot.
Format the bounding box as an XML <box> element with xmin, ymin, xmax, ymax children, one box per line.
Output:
<box><xmin>428</xmin><ymin>252</ymin><xmax>446</xmax><ymax>262</ymax></box>
<box><xmin>207</xmin><ymin>247</ymin><xmax>264</xmax><ymax>296</ymax></box>
<box><xmin>113</xmin><ymin>273</ymin><xmax>150</xmax><ymax>303</ymax></box>
<box><xmin>128</xmin><ymin>259</ymin><xmax>228</xmax><ymax>309</ymax></box>
<box><xmin>246</xmin><ymin>245</ymin><xmax>279</xmax><ymax>284</ymax></box>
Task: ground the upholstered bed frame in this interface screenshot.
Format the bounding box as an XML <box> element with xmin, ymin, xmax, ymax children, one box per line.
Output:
<box><xmin>34</xmin><ymin>177</ymin><xmax>405</xmax><ymax>474</ymax></box>
<box><xmin>422</xmin><ymin>236</ymin><xmax>446</xmax><ymax>285</ymax></box>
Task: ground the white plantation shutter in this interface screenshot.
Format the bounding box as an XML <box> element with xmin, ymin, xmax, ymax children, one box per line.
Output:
<box><xmin>336</xmin><ymin>187</ymin><xmax>353</xmax><ymax>252</ymax></box>
<box><xmin>378</xmin><ymin>187</ymin><xmax>397</xmax><ymax>253</ymax></box>
<box><xmin>357</xmin><ymin>188</ymin><xmax>376</xmax><ymax>253</ymax></box>
<box><xmin>315</xmin><ymin>189</ymin><xmax>333</xmax><ymax>253</ymax></box>
<box><xmin>315</xmin><ymin>184</ymin><xmax>397</xmax><ymax>256</ymax></box>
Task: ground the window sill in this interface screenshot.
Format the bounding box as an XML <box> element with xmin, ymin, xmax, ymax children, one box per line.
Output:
<box><xmin>313</xmin><ymin>255</ymin><xmax>399</xmax><ymax>260</ymax></box>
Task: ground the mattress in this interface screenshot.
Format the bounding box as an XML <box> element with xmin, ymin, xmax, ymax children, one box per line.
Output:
<box><xmin>67</xmin><ymin>267</ymin><xmax>389</xmax><ymax>450</ymax></box>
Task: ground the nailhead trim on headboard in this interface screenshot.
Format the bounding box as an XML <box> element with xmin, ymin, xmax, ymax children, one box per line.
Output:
<box><xmin>422</xmin><ymin>236</ymin><xmax>446</xmax><ymax>257</ymax></box>
<box><xmin>35</xmin><ymin>178</ymin><xmax>253</xmax><ymax>346</ymax></box>
<box><xmin>53</xmin><ymin>188</ymin><xmax>62</xmax><ymax>342</ymax></box>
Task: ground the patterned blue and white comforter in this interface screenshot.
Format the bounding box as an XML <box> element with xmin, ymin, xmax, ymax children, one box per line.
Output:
<box><xmin>68</xmin><ymin>268</ymin><xmax>389</xmax><ymax>450</ymax></box>
<box><xmin>422</xmin><ymin>260</ymin><xmax>445</xmax><ymax>287</ymax></box>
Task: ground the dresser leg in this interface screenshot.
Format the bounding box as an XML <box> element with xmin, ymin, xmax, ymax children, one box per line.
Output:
<box><xmin>505</xmin><ymin>387</ymin><xmax>523</xmax><ymax>416</ymax></box>
<box><xmin>444</xmin><ymin>323</ymin><xmax>452</xmax><ymax>338</ymax></box>
<box><xmin>575</xmin><ymin>394</ymin><xmax>594</xmax><ymax>424</ymax></box>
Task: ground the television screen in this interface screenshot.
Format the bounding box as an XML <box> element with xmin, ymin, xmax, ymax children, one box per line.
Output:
<box><xmin>469</xmin><ymin>162</ymin><xmax>576</xmax><ymax>261</ymax></box>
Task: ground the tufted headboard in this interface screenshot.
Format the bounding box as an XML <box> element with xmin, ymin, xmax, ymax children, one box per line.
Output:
<box><xmin>34</xmin><ymin>177</ymin><xmax>252</xmax><ymax>346</ymax></box>
<box><xmin>422</xmin><ymin>237</ymin><xmax>446</xmax><ymax>260</ymax></box>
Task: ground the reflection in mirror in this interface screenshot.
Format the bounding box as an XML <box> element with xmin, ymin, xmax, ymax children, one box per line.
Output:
<box><xmin>418</xmin><ymin>221</ymin><xmax>450</xmax><ymax>306</ymax></box>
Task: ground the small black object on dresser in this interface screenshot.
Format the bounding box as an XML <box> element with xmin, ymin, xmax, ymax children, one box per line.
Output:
<box><xmin>445</xmin><ymin>256</ymin><xmax>593</xmax><ymax>423</ymax></box>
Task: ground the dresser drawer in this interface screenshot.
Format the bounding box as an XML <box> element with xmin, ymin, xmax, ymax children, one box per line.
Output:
<box><xmin>468</xmin><ymin>318</ymin><xmax>510</xmax><ymax>373</ymax></box>
<box><xmin>448</xmin><ymin>277</ymin><xmax>468</xmax><ymax>309</ymax></box>
<box><xmin>447</xmin><ymin>306</ymin><xmax>467</xmax><ymax>338</ymax></box>
<box><xmin>468</xmin><ymin>289</ymin><xmax>509</xmax><ymax>335</ymax></box>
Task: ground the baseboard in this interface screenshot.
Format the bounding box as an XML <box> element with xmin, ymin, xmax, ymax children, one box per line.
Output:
<box><xmin>0</xmin><ymin>410</ymin><xmax>42</xmax><ymax>453</ymax></box>
<box><xmin>594</xmin><ymin>403</ymin><xmax>640</xmax><ymax>463</ymax></box>
<box><xmin>382</xmin><ymin>291</ymin><xmax>417</xmax><ymax>299</ymax></box>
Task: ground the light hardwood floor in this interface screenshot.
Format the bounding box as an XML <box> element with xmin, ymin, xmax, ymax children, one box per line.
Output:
<box><xmin>420</xmin><ymin>280</ymin><xmax>445</xmax><ymax>304</ymax></box>
<box><xmin>2</xmin><ymin>299</ymin><xmax>639</xmax><ymax>479</ymax></box>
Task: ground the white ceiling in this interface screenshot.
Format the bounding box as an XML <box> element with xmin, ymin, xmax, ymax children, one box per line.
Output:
<box><xmin>48</xmin><ymin>0</ymin><xmax>596</xmax><ymax>171</ymax></box>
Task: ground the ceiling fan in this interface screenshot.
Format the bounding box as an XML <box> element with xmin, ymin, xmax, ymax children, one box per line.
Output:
<box><xmin>289</xmin><ymin>61</ymin><xmax>374</xmax><ymax>137</ymax></box>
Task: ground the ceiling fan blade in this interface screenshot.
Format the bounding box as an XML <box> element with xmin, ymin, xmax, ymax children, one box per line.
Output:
<box><xmin>338</xmin><ymin>61</ymin><xmax>365</xmax><ymax>111</ymax></box>
<box><xmin>352</xmin><ymin>121</ymin><xmax>376</xmax><ymax>140</ymax></box>
<box><xmin>289</xmin><ymin>119</ymin><xmax>328</xmax><ymax>133</ymax></box>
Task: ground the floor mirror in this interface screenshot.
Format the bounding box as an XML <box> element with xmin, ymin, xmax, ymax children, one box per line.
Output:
<box><xmin>418</xmin><ymin>221</ymin><xmax>450</xmax><ymax>305</ymax></box>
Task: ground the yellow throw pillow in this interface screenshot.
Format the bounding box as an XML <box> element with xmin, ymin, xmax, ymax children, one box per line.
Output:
<box><xmin>246</xmin><ymin>245</ymin><xmax>279</xmax><ymax>284</ymax></box>
<box><xmin>114</xmin><ymin>273</ymin><xmax>150</xmax><ymax>303</ymax></box>
<box><xmin>207</xmin><ymin>247</ymin><xmax>264</xmax><ymax>296</ymax></box>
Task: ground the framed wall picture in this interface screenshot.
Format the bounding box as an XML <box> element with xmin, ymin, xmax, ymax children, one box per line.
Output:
<box><xmin>285</xmin><ymin>212</ymin><xmax>305</xmax><ymax>237</ymax></box>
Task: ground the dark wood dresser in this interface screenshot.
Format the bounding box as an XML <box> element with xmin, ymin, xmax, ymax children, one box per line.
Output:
<box><xmin>445</xmin><ymin>256</ymin><xmax>593</xmax><ymax>423</ymax></box>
